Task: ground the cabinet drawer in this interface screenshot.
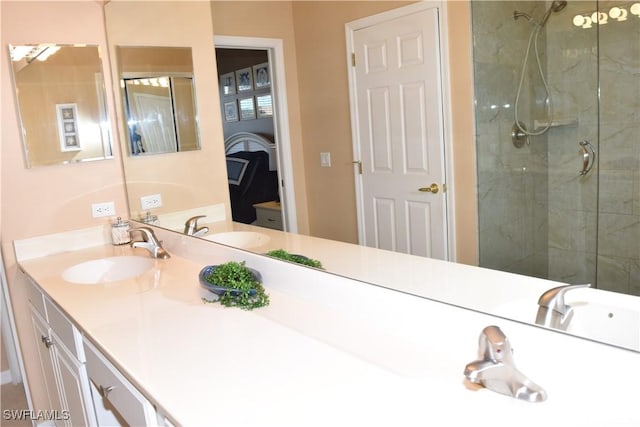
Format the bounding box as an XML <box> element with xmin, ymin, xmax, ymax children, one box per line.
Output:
<box><xmin>45</xmin><ymin>298</ymin><xmax>84</xmax><ymax>362</ymax></box>
<box><xmin>255</xmin><ymin>208</ymin><xmax>283</xmax><ymax>230</ymax></box>
<box><xmin>25</xmin><ymin>276</ymin><xmax>47</xmax><ymax>319</ymax></box>
<box><xmin>83</xmin><ymin>338</ymin><xmax>156</xmax><ymax>427</ymax></box>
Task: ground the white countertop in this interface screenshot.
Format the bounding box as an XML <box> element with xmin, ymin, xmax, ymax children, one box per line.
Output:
<box><xmin>16</xmin><ymin>228</ymin><xmax>640</xmax><ymax>426</ymax></box>
<box><xmin>186</xmin><ymin>220</ymin><xmax>640</xmax><ymax>351</ymax></box>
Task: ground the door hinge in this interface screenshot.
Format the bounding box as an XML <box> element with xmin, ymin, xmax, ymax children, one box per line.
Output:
<box><xmin>352</xmin><ymin>160</ymin><xmax>362</xmax><ymax>175</ymax></box>
<box><xmin>351</xmin><ymin>52</ymin><xmax>356</xmax><ymax>67</ymax></box>
<box><xmin>443</xmin><ymin>183</ymin><xmax>447</xmax><ymax>193</ymax></box>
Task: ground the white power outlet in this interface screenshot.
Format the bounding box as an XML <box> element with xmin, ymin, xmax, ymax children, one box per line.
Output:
<box><xmin>140</xmin><ymin>194</ymin><xmax>162</xmax><ymax>210</ymax></box>
<box><xmin>91</xmin><ymin>202</ymin><xmax>116</xmax><ymax>218</ymax></box>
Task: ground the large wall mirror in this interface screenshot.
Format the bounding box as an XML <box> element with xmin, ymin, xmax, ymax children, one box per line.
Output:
<box><xmin>9</xmin><ymin>44</ymin><xmax>112</xmax><ymax>168</ymax></box>
<box><xmin>106</xmin><ymin>2</ymin><xmax>639</xmax><ymax>353</ymax></box>
<box><xmin>118</xmin><ymin>46</ymin><xmax>200</xmax><ymax>156</ymax></box>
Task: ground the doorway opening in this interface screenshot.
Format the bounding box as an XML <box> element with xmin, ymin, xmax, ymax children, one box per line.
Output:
<box><xmin>214</xmin><ymin>36</ymin><xmax>297</xmax><ymax>233</ymax></box>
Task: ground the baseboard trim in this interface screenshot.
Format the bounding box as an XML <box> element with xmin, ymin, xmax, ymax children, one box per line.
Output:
<box><xmin>1</xmin><ymin>369</ymin><xmax>12</xmax><ymax>385</ymax></box>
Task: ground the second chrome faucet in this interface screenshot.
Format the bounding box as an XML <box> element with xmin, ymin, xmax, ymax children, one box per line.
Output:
<box><xmin>184</xmin><ymin>215</ymin><xmax>209</xmax><ymax>237</ymax></box>
<box><xmin>536</xmin><ymin>283</ymin><xmax>591</xmax><ymax>331</ymax></box>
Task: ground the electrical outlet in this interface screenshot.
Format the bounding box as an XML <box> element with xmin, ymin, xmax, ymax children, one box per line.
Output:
<box><xmin>91</xmin><ymin>202</ymin><xmax>116</xmax><ymax>218</ymax></box>
<box><xmin>140</xmin><ymin>194</ymin><xmax>162</xmax><ymax>210</ymax></box>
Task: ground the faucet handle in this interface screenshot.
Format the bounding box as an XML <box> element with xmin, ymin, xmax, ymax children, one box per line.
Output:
<box><xmin>184</xmin><ymin>215</ymin><xmax>206</xmax><ymax>235</ymax></box>
<box><xmin>478</xmin><ymin>325</ymin><xmax>514</xmax><ymax>365</ymax></box>
<box><xmin>129</xmin><ymin>227</ymin><xmax>170</xmax><ymax>259</ymax></box>
<box><xmin>130</xmin><ymin>226</ymin><xmax>155</xmax><ymax>242</ymax></box>
<box><xmin>537</xmin><ymin>283</ymin><xmax>591</xmax><ymax>314</ymax></box>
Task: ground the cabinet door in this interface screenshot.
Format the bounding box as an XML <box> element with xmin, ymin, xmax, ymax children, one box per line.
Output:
<box><xmin>53</xmin><ymin>331</ymin><xmax>96</xmax><ymax>427</ymax></box>
<box><xmin>30</xmin><ymin>306</ymin><xmax>66</xmax><ymax>425</ymax></box>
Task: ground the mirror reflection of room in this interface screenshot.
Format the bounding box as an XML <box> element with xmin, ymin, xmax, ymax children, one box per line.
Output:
<box><xmin>216</xmin><ymin>48</ymin><xmax>282</xmax><ymax>230</ymax></box>
<box><xmin>118</xmin><ymin>46</ymin><xmax>200</xmax><ymax>156</ymax></box>
<box><xmin>9</xmin><ymin>44</ymin><xmax>112</xmax><ymax>167</ymax></box>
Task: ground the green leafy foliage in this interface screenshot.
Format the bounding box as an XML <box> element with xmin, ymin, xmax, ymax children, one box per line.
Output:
<box><xmin>202</xmin><ymin>261</ymin><xmax>269</xmax><ymax>310</ymax></box>
<box><xmin>265</xmin><ymin>249</ymin><xmax>324</xmax><ymax>269</ymax></box>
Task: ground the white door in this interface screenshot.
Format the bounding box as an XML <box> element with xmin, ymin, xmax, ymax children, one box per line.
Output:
<box><xmin>134</xmin><ymin>93</ymin><xmax>177</xmax><ymax>154</ymax></box>
<box><xmin>351</xmin><ymin>6</ymin><xmax>448</xmax><ymax>259</ymax></box>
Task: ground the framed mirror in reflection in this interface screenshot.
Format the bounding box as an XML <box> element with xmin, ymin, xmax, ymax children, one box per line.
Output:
<box><xmin>9</xmin><ymin>44</ymin><xmax>112</xmax><ymax>168</ymax></box>
<box><xmin>117</xmin><ymin>46</ymin><xmax>200</xmax><ymax>156</ymax></box>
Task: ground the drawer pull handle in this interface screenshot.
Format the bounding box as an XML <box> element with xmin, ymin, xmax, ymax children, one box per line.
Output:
<box><xmin>41</xmin><ymin>335</ymin><xmax>53</xmax><ymax>348</ymax></box>
<box><xmin>99</xmin><ymin>385</ymin><xmax>116</xmax><ymax>398</ymax></box>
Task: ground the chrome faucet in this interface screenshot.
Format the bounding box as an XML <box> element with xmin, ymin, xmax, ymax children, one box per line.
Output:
<box><xmin>130</xmin><ymin>227</ymin><xmax>170</xmax><ymax>259</ymax></box>
<box><xmin>464</xmin><ymin>325</ymin><xmax>547</xmax><ymax>402</ymax></box>
<box><xmin>536</xmin><ymin>283</ymin><xmax>591</xmax><ymax>330</ymax></box>
<box><xmin>184</xmin><ymin>215</ymin><xmax>209</xmax><ymax>237</ymax></box>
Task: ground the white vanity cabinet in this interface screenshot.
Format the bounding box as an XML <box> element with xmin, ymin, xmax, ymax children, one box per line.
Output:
<box><xmin>25</xmin><ymin>277</ymin><xmax>96</xmax><ymax>427</ymax></box>
<box><xmin>23</xmin><ymin>272</ymin><xmax>164</xmax><ymax>427</ymax></box>
<box><xmin>82</xmin><ymin>338</ymin><xmax>159</xmax><ymax>427</ymax></box>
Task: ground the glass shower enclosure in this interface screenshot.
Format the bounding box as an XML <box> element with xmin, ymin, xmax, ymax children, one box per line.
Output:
<box><xmin>472</xmin><ymin>1</ymin><xmax>640</xmax><ymax>296</ymax></box>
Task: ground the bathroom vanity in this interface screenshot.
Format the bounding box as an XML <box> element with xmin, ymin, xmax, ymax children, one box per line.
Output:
<box><xmin>13</xmin><ymin>225</ymin><xmax>640</xmax><ymax>426</ymax></box>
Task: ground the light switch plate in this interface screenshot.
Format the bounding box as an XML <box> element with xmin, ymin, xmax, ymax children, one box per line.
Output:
<box><xmin>320</xmin><ymin>152</ymin><xmax>331</xmax><ymax>167</ymax></box>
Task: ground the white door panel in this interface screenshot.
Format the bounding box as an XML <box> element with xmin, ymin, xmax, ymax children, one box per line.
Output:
<box><xmin>373</xmin><ymin>197</ymin><xmax>396</xmax><ymax>251</ymax></box>
<box><xmin>353</xmin><ymin>6</ymin><xmax>447</xmax><ymax>259</ymax></box>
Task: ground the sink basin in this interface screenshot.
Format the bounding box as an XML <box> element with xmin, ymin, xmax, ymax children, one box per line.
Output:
<box><xmin>62</xmin><ymin>256</ymin><xmax>155</xmax><ymax>285</ymax></box>
<box><xmin>204</xmin><ymin>231</ymin><xmax>270</xmax><ymax>249</ymax></box>
<box><xmin>496</xmin><ymin>290</ymin><xmax>640</xmax><ymax>351</ymax></box>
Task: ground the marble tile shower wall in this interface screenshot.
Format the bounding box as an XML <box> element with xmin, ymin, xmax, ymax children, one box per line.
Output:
<box><xmin>473</xmin><ymin>1</ymin><xmax>549</xmax><ymax>278</ymax></box>
<box><xmin>595</xmin><ymin>0</ymin><xmax>640</xmax><ymax>295</ymax></box>
<box><xmin>474</xmin><ymin>1</ymin><xmax>640</xmax><ymax>296</ymax></box>
<box><xmin>545</xmin><ymin>1</ymin><xmax>599</xmax><ymax>286</ymax></box>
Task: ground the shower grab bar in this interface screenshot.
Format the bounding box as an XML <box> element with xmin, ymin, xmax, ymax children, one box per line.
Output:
<box><xmin>579</xmin><ymin>140</ymin><xmax>595</xmax><ymax>176</ymax></box>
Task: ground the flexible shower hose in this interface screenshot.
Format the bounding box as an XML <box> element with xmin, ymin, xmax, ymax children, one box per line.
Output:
<box><xmin>514</xmin><ymin>23</ymin><xmax>554</xmax><ymax>136</ymax></box>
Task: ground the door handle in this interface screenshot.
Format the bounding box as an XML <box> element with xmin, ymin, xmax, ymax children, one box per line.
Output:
<box><xmin>418</xmin><ymin>183</ymin><xmax>439</xmax><ymax>194</ymax></box>
<box><xmin>578</xmin><ymin>140</ymin><xmax>595</xmax><ymax>176</ymax></box>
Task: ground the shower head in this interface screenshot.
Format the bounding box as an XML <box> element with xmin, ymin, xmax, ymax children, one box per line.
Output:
<box><xmin>552</xmin><ymin>0</ymin><xmax>568</xmax><ymax>11</ymax></box>
<box><xmin>540</xmin><ymin>0</ymin><xmax>568</xmax><ymax>27</ymax></box>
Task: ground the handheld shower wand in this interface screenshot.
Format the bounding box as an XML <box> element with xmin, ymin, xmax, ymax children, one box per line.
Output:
<box><xmin>512</xmin><ymin>1</ymin><xmax>568</xmax><ymax>145</ymax></box>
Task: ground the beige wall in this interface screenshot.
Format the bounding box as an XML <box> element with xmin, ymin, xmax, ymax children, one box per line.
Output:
<box><xmin>1</xmin><ymin>0</ymin><xmax>126</xmax><ymax>408</ymax></box>
<box><xmin>446</xmin><ymin>1</ymin><xmax>477</xmax><ymax>265</ymax></box>
<box><xmin>106</xmin><ymin>1</ymin><xmax>231</xmax><ymax>220</ymax></box>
